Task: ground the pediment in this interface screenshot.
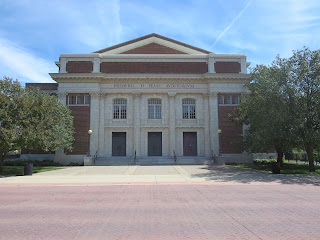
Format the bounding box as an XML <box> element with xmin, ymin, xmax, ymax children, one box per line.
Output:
<box><xmin>95</xmin><ymin>33</ymin><xmax>210</xmax><ymax>55</ymax></box>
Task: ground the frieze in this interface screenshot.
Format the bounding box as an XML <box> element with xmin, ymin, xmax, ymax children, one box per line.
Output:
<box><xmin>112</xmin><ymin>83</ymin><xmax>202</xmax><ymax>89</ymax></box>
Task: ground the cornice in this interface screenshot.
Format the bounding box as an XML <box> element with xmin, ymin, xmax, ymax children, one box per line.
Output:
<box><xmin>49</xmin><ymin>73</ymin><xmax>250</xmax><ymax>83</ymax></box>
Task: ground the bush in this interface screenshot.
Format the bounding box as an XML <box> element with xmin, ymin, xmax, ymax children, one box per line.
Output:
<box><xmin>253</xmin><ymin>158</ymin><xmax>277</xmax><ymax>164</ymax></box>
<box><xmin>67</xmin><ymin>162</ymin><xmax>84</xmax><ymax>166</ymax></box>
<box><xmin>4</xmin><ymin>160</ymin><xmax>63</xmax><ymax>167</ymax></box>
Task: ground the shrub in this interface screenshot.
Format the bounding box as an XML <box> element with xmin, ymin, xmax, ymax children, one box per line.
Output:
<box><xmin>4</xmin><ymin>160</ymin><xmax>63</xmax><ymax>167</ymax></box>
<box><xmin>253</xmin><ymin>159</ymin><xmax>277</xmax><ymax>164</ymax></box>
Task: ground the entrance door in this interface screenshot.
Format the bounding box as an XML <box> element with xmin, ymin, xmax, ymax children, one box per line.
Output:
<box><xmin>183</xmin><ymin>132</ymin><xmax>197</xmax><ymax>156</ymax></box>
<box><xmin>148</xmin><ymin>132</ymin><xmax>162</xmax><ymax>156</ymax></box>
<box><xmin>112</xmin><ymin>132</ymin><xmax>126</xmax><ymax>156</ymax></box>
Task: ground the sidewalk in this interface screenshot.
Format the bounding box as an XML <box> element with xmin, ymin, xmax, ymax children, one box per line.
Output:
<box><xmin>1</xmin><ymin>165</ymin><xmax>320</xmax><ymax>186</ymax></box>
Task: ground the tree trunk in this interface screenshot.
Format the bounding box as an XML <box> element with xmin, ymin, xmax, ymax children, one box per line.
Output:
<box><xmin>306</xmin><ymin>144</ymin><xmax>315</xmax><ymax>172</ymax></box>
<box><xmin>0</xmin><ymin>151</ymin><xmax>7</xmax><ymax>174</ymax></box>
<box><xmin>277</xmin><ymin>151</ymin><xmax>284</xmax><ymax>166</ymax></box>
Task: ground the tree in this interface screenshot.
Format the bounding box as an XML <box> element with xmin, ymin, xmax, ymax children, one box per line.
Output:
<box><xmin>231</xmin><ymin>56</ymin><xmax>297</xmax><ymax>165</ymax></box>
<box><xmin>289</xmin><ymin>47</ymin><xmax>320</xmax><ymax>172</ymax></box>
<box><xmin>0</xmin><ymin>77</ymin><xmax>74</xmax><ymax>173</ymax></box>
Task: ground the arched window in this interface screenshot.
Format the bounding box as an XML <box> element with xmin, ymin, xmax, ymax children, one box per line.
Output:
<box><xmin>113</xmin><ymin>99</ymin><xmax>127</xmax><ymax>119</ymax></box>
<box><xmin>182</xmin><ymin>98</ymin><xmax>196</xmax><ymax>119</ymax></box>
<box><xmin>148</xmin><ymin>99</ymin><xmax>162</xmax><ymax>119</ymax></box>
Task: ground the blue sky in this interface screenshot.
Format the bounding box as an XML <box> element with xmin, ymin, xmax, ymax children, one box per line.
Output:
<box><xmin>0</xmin><ymin>0</ymin><xmax>320</xmax><ymax>85</ymax></box>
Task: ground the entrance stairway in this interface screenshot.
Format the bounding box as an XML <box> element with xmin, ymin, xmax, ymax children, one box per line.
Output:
<box><xmin>93</xmin><ymin>156</ymin><xmax>215</xmax><ymax>166</ymax></box>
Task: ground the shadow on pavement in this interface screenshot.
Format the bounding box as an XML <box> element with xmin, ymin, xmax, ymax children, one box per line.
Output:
<box><xmin>188</xmin><ymin>165</ymin><xmax>320</xmax><ymax>186</ymax></box>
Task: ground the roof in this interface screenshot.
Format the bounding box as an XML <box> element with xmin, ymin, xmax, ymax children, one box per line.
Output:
<box><xmin>94</xmin><ymin>33</ymin><xmax>211</xmax><ymax>54</ymax></box>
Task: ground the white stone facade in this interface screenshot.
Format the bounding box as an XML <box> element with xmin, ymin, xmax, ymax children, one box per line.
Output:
<box><xmin>49</xmin><ymin>34</ymin><xmax>253</xmax><ymax>165</ymax></box>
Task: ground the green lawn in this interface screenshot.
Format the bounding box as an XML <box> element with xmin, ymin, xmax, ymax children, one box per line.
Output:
<box><xmin>229</xmin><ymin>163</ymin><xmax>320</xmax><ymax>174</ymax></box>
<box><xmin>1</xmin><ymin>166</ymin><xmax>65</xmax><ymax>176</ymax></box>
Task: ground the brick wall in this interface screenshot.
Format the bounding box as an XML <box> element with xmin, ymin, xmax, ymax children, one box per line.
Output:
<box><xmin>218</xmin><ymin>105</ymin><xmax>243</xmax><ymax>154</ymax></box>
<box><xmin>66</xmin><ymin>61</ymin><xmax>93</xmax><ymax>73</ymax></box>
<box><xmin>67</xmin><ymin>106</ymin><xmax>90</xmax><ymax>155</ymax></box>
<box><xmin>25</xmin><ymin>83</ymin><xmax>58</xmax><ymax>90</ymax></box>
<box><xmin>100</xmin><ymin>62</ymin><xmax>208</xmax><ymax>74</ymax></box>
<box><xmin>121</xmin><ymin>43</ymin><xmax>186</xmax><ymax>54</ymax></box>
<box><xmin>215</xmin><ymin>62</ymin><xmax>241</xmax><ymax>73</ymax></box>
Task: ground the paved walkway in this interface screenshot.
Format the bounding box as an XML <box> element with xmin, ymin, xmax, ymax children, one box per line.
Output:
<box><xmin>1</xmin><ymin>165</ymin><xmax>320</xmax><ymax>186</ymax></box>
<box><xmin>1</xmin><ymin>165</ymin><xmax>320</xmax><ymax>239</ymax></box>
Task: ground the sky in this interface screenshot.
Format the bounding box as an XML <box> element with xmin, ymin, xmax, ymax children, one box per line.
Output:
<box><xmin>0</xmin><ymin>0</ymin><xmax>320</xmax><ymax>85</ymax></box>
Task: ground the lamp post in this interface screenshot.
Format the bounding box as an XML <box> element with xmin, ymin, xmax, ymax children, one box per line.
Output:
<box><xmin>218</xmin><ymin>129</ymin><xmax>222</xmax><ymax>156</ymax></box>
<box><xmin>88</xmin><ymin>129</ymin><xmax>92</xmax><ymax>156</ymax></box>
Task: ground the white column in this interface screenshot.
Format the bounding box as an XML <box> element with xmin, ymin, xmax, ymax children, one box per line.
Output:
<box><xmin>60</xmin><ymin>58</ymin><xmax>67</xmax><ymax>73</ymax></box>
<box><xmin>240</xmin><ymin>57</ymin><xmax>246</xmax><ymax>73</ymax></box>
<box><xmin>168</xmin><ymin>92</ymin><xmax>176</xmax><ymax>156</ymax></box>
<box><xmin>98</xmin><ymin>93</ymin><xmax>106</xmax><ymax>156</ymax></box>
<box><xmin>208</xmin><ymin>92</ymin><xmax>219</xmax><ymax>155</ymax></box>
<box><xmin>133</xmin><ymin>92</ymin><xmax>141</xmax><ymax>156</ymax></box>
<box><xmin>55</xmin><ymin>92</ymin><xmax>68</xmax><ymax>162</ymax></box>
<box><xmin>203</xmin><ymin>93</ymin><xmax>211</xmax><ymax>156</ymax></box>
<box><xmin>57</xmin><ymin>92</ymin><xmax>67</xmax><ymax>105</ymax></box>
<box><xmin>93</xmin><ymin>57</ymin><xmax>100</xmax><ymax>73</ymax></box>
<box><xmin>208</xmin><ymin>53</ymin><xmax>216</xmax><ymax>73</ymax></box>
<box><xmin>89</xmin><ymin>92</ymin><xmax>100</xmax><ymax>156</ymax></box>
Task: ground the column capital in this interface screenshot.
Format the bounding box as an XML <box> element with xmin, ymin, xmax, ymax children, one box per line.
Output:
<box><xmin>168</xmin><ymin>92</ymin><xmax>176</xmax><ymax>97</ymax></box>
<box><xmin>209</xmin><ymin>92</ymin><xmax>218</xmax><ymax>98</ymax></box>
<box><xmin>133</xmin><ymin>92</ymin><xmax>141</xmax><ymax>98</ymax></box>
<box><xmin>58</xmin><ymin>92</ymin><xmax>67</xmax><ymax>98</ymax></box>
<box><xmin>89</xmin><ymin>92</ymin><xmax>100</xmax><ymax>98</ymax></box>
<box><xmin>203</xmin><ymin>92</ymin><xmax>211</xmax><ymax>98</ymax></box>
<box><xmin>98</xmin><ymin>93</ymin><xmax>107</xmax><ymax>98</ymax></box>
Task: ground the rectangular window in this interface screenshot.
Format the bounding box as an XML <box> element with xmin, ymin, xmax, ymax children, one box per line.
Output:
<box><xmin>76</xmin><ymin>96</ymin><xmax>83</xmax><ymax>104</ymax></box>
<box><xmin>218</xmin><ymin>96</ymin><xmax>224</xmax><ymax>104</ymax></box>
<box><xmin>84</xmin><ymin>95</ymin><xmax>90</xmax><ymax>105</ymax></box>
<box><xmin>233</xmin><ymin>95</ymin><xmax>239</xmax><ymax>104</ymax></box>
<box><xmin>182</xmin><ymin>99</ymin><xmax>196</xmax><ymax>119</ymax></box>
<box><xmin>148</xmin><ymin>99</ymin><xmax>162</xmax><ymax>119</ymax></box>
<box><xmin>67</xmin><ymin>94</ymin><xmax>89</xmax><ymax>106</ymax></box>
<box><xmin>226</xmin><ymin>96</ymin><xmax>232</xmax><ymax>104</ymax></box>
<box><xmin>68</xmin><ymin>95</ymin><xmax>75</xmax><ymax>105</ymax></box>
<box><xmin>113</xmin><ymin>99</ymin><xmax>127</xmax><ymax>119</ymax></box>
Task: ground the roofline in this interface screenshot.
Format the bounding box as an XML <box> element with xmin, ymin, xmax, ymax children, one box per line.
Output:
<box><xmin>94</xmin><ymin>33</ymin><xmax>211</xmax><ymax>54</ymax></box>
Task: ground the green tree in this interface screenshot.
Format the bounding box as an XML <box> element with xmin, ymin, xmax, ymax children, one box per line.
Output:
<box><xmin>289</xmin><ymin>47</ymin><xmax>320</xmax><ymax>172</ymax></box>
<box><xmin>0</xmin><ymin>77</ymin><xmax>74</xmax><ymax>173</ymax></box>
<box><xmin>232</xmin><ymin>56</ymin><xmax>296</xmax><ymax>165</ymax></box>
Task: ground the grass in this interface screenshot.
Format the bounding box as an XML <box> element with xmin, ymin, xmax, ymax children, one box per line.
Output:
<box><xmin>1</xmin><ymin>166</ymin><xmax>65</xmax><ymax>176</ymax></box>
<box><xmin>229</xmin><ymin>162</ymin><xmax>320</xmax><ymax>174</ymax></box>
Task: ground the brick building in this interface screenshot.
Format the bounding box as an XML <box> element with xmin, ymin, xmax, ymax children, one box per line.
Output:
<box><xmin>27</xmin><ymin>33</ymin><xmax>253</xmax><ymax>165</ymax></box>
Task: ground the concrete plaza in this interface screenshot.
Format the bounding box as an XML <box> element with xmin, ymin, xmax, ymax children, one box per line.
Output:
<box><xmin>1</xmin><ymin>165</ymin><xmax>320</xmax><ymax>239</ymax></box>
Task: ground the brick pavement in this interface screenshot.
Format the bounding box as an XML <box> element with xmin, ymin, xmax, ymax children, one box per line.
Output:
<box><xmin>1</xmin><ymin>183</ymin><xmax>320</xmax><ymax>240</ymax></box>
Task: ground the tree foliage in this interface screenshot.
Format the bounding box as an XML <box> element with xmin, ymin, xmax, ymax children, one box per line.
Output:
<box><xmin>232</xmin><ymin>56</ymin><xmax>296</xmax><ymax>164</ymax></box>
<box><xmin>0</xmin><ymin>77</ymin><xmax>74</xmax><ymax>173</ymax></box>
<box><xmin>232</xmin><ymin>47</ymin><xmax>320</xmax><ymax>171</ymax></box>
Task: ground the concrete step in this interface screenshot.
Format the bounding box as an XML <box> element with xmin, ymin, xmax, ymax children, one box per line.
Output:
<box><xmin>93</xmin><ymin>156</ymin><xmax>215</xmax><ymax>166</ymax></box>
<box><xmin>94</xmin><ymin>157</ymin><xmax>133</xmax><ymax>166</ymax></box>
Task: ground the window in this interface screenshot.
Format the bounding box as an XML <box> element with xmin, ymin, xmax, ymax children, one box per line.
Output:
<box><xmin>226</xmin><ymin>95</ymin><xmax>232</xmax><ymax>104</ymax></box>
<box><xmin>113</xmin><ymin>99</ymin><xmax>127</xmax><ymax>119</ymax></box>
<box><xmin>67</xmin><ymin>94</ymin><xmax>90</xmax><ymax>105</ymax></box>
<box><xmin>182</xmin><ymin>98</ymin><xmax>196</xmax><ymax>119</ymax></box>
<box><xmin>218</xmin><ymin>95</ymin><xmax>240</xmax><ymax>105</ymax></box>
<box><xmin>84</xmin><ymin>95</ymin><xmax>90</xmax><ymax>105</ymax></box>
<box><xmin>233</xmin><ymin>95</ymin><xmax>240</xmax><ymax>104</ymax></box>
<box><xmin>148</xmin><ymin>99</ymin><xmax>161</xmax><ymax>119</ymax></box>
<box><xmin>218</xmin><ymin>96</ymin><xmax>224</xmax><ymax>104</ymax></box>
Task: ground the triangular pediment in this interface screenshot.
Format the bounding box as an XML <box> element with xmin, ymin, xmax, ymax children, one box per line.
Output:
<box><xmin>95</xmin><ymin>33</ymin><xmax>211</xmax><ymax>55</ymax></box>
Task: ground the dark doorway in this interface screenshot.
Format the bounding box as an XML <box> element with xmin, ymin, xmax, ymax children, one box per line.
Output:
<box><xmin>183</xmin><ymin>132</ymin><xmax>197</xmax><ymax>156</ymax></box>
<box><xmin>148</xmin><ymin>132</ymin><xmax>162</xmax><ymax>156</ymax></box>
<box><xmin>112</xmin><ymin>132</ymin><xmax>126</xmax><ymax>156</ymax></box>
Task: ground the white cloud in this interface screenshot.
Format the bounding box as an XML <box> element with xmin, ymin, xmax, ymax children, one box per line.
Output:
<box><xmin>0</xmin><ymin>38</ymin><xmax>56</xmax><ymax>83</ymax></box>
